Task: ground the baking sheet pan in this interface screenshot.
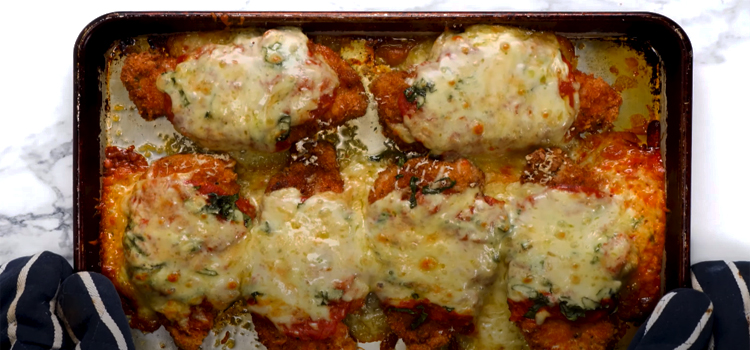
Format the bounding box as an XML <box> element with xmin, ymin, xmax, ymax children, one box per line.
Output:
<box><xmin>73</xmin><ymin>11</ymin><xmax>693</xmax><ymax>349</ymax></box>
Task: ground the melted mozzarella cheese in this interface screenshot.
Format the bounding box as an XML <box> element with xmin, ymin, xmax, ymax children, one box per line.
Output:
<box><xmin>463</xmin><ymin>262</ymin><xmax>529</xmax><ymax>350</ymax></box>
<box><xmin>241</xmin><ymin>188</ymin><xmax>370</xmax><ymax>326</ymax></box>
<box><xmin>366</xmin><ymin>188</ymin><xmax>507</xmax><ymax>315</ymax></box>
<box><xmin>158</xmin><ymin>28</ymin><xmax>339</xmax><ymax>152</ymax></box>
<box><xmin>123</xmin><ymin>172</ymin><xmax>248</xmax><ymax>326</ymax></box>
<box><xmin>506</xmin><ymin>187</ymin><xmax>636</xmax><ymax>309</ymax></box>
<box><xmin>404</xmin><ymin>25</ymin><xmax>577</xmax><ymax>154</ymax></box>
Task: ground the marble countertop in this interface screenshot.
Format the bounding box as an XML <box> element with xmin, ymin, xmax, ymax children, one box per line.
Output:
<box><xmin>1</xmin><ymin>0</ymin><xmax>748</xmax><ymax>266</ymax></box>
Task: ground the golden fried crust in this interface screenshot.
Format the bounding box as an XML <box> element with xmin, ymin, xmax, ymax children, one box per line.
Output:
<box><xmin>147</xmin><ymin>154</ymin><xmax>240</xmax><ymax>197</ymax></box>
<box><xmin>266</xmin><ymin>141</ymin><xmax>344</xmax><ymax>197</ymax></box>
<box><xmin>571</xmin><ymin>71</ymin><xmax>623</xmax><ymax>135</ymax></box>
<box><xmin>287</xmin><ymin>43</ymin><xmax>369</xmax><ymax>145</ymax></box>
<box><xmin>252</xmin><ymin>314</ymin><xmax>358</xmax><ymax>350</ymax></box>
<box><xmin>163</xmin><ymin>301</ymin><xmax>216</xmax><ymax>350</ymax></box>
<box><xmin>100</xmin><ymin>146</ymin><xmax>149</xmax><ymax>324</ymax></box>
<box><xmin>120</xmin><ymin>52</ymin><xmax>176</xmax><ymax>121</ymax></box>
<box><xmin>520</xmin><ymin>147</ymin><xmax>602</xmax><ymax>192</ymax></box>
<box><xmin>369</xmin><ymin>71</ymin><xmax>428</xmax><ymax>153</ymax></box>
<box><xmin>370</xmin><ymin>70</ymin><xmax>410</xmax><ymax>127</ymax></box>
<box><xmin>385</xmin><ymin>311</ymin><xmax>451</xmax><ymax>350</ymax></box>
<box><xmin>508</xmin><ymin>297</ymin><xmax>626</xmax><ymax>350</ymax></box>
<box><xmin>514</xmin><ymin>316</ymin><xmax>626</xmax><ymax>350</ymax></box>
<box><xmin>383</xmin><ymin>302</ymin><xmax>473</xmax><ymax>350</ymax></box>
<box><xmin>369</xmin><ymin>156</ymin><xmax>485</xmax><ymax>204</ymax></box>
<box><xmin>521</xmin><ymin>148</ymin><xmax>569</xmax><ymax>186</ymax></box>
<box><xmin>573</xmin><ymin>133</ymin><xmax>666</xmax><ymax>321</ymax></box>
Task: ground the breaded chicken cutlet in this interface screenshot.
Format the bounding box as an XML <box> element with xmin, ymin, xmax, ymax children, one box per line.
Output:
<box><xmin>100</xmin><ymin>146</ymin><xmax>256</xmax><ymax>350</ymax></box>
<box><xmin>370</xmin><ymin>25</ymin><xmax>622</xmax><ymax>155</ymax></box>
<box><xmin>245</xmin><ymin>140</ymin><xmax>365</xmax><ymax>350</ymax></box>
<box><xmin>121</xmin><ymin>28</ymin><xmax>368</xmax><ymax>153</ymax></box>
<box><xmin>507</xmin><ymin>130</ymin><xmax>665</xmax><ymax>350</ymax></box>
<box><xmin>366</xmin><ymin>157</ymin><xmax>508</xmax><ymax>350</ymax></box>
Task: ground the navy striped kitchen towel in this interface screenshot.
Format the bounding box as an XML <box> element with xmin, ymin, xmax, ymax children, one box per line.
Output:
<box><xmin>692</xmin><ymin>261</ymin><xmax>750</xmax><ymax>350</ymax></box>
<box><xmin>629</xmin><ymin>261</ymin><xmax>750</xmax><ymax>350</ymax></box>
<box><xmin>627</xmin><ymin>288</ymin><xmax>714</xmax><ymax>350</ymax></box>
<box><xmin>0</xmin><ymin>251</ymin><xmax>134</xmax><ymax>350</ymax></box>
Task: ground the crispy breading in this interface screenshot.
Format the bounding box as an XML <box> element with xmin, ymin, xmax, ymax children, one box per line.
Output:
<box><xmin>286</xmin><ymin>43</ymin><xmax>369</xmax><ymax>146</ymax></box>
<box><xmin>385</xmin><ymin>310</ymin><xmax>451</xmax><ymax>350</ymax></box>
<box><xmin>571</xmin><ymin>71</ymin><xmax>623</xmax><ymax>135</ymax></box>
<box><xmin>265</xmin><ymin>141</ymin><xmax>344</xmax><ymax>197</ymax></box>
<box><xmin>103</xmin><ymin>145</ymin><xmax>148</xmax><ymax>175</ymax></box>
<box><xmin>508</xmin><ymin>296</ymin><xmax>627</xmax><ymax>350</ymax></box>
<box><xmin>520</xmin><ymin>148</ymin><xmax>568</xmax><ymax>186</ymax></box>
<box><xmin>162</xmin><ymin>301</ymin><xmax>216</xmax><ymax>350</ymax></box>
<box><xmin>369</xmin><ymin>156</ymin><xmax>485</xmax><ymax>204</ymax></box>
<box><xmin>514</xmin><ymin>315</ymin><xmax>626</xmax><ymax>350</ymax></box>
<box><xmin>252</xmin><ymin>313</ymin><xmax>358</xmax><ymax>350</ymax></box>
<box><xmin>369</xmin><ymin>71</ymin><xmax>428</xmax><ymax>153</ymax></box>
<box><xmin>99</xmin><ymin>146</ymin><xmax>150</xmax><ymax>328</ymax></box>
<box><xmin>572</xmin><ymin>132</ymin><xmax>666</xmax><ymax>321</ymax></box>
<box><xmin>382</xmin><ymin>302</ymin><xmax>474</xmax><ymax>350</ymax></box>
<box><xmin>146</xmin><ymin>154</ymin><xmax>240</xmax><ymax>197</ymax></box>
<box><xmin>120</xmin><ymin>52</ymin><xmax>176</xmax><ymax>121</ymax></box>
<box><xmin>520</xmin><ymin>147</ymin><xmax>601</xmax><ymax>191</ymax></box>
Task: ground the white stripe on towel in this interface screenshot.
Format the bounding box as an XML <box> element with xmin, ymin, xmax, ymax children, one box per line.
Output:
<box><xmin>725</xmin><ymin>261</ymin><xmax>750</xmax><ymax>346</ymax></box>
<box><xmin>691</xmin><ymin>270</ymin><xmax>704</xmax><ymax>292</ymax></box>
<box><xmin>79</xmin><ymin>272</ymin><xmax>129</xmax><ymax>350</ymax></box>
<box><xmin>644</xmin><ymin>291</ymin><xmax>677</xmax><ymax>335</ymax></box>
<box><xmin>50</xmin><ymin>285</ymin><xmax>63</xmax><ymax>349</ymax></box>
<box><xmin>674</xmin><ymin>302</ymin><xmax>713</xmax><ymax>350</ymax></box>
<box><xmin>7</xmin><ymin>253</ymin><xmax>42</xmax><ymax>348</ymax></box>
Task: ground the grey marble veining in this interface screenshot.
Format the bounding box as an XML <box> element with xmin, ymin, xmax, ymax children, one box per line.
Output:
<box><xmin>0</xmin><ymin>0</ymin><xmax>748</xmax><ymax>266</ymax></box>
<box><xmin>0</xmin><ymin>119</ymin><xmax>74</xmax><ymax>264</ymax></box>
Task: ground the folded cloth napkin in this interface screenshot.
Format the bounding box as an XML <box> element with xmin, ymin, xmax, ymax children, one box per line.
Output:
<box><xmin>0</xmin><ymin>251</ymin><xmax>134</xmax><ymax>350</ymax></box>
<box><xmin>1</xmin><ymin>252</ymin><xmax>748</xmax><ymax>350</ymax></box>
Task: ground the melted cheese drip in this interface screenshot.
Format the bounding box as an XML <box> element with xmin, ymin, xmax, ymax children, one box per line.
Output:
<box><xmin>367</xmin><ymin>188</ymin><xmax>507</xmax><ymax>315</ymax></box>
<box><xmin>241</xmin><ymin>188</ymin><xmax>370</xmax><ymax>326</ymax></box>
<box><xmin>158</xmin><ymin>28</ymin><xmax>339</xmax><ymax>152</ymax></box>
<box><xmin>404</xmin><ymin>25</ymin><xmax>577</xmax><ymax>154</ymax></box>
<box><xmin>506</xmin><ymin>187</ymin><xmax>635</xmax><ymax>309</ymax></box>
<box><xmin>462</xmin><ymin>262</ymin><xmax>529</xmax><ymax>350</ymax></box>
<box><xmin>124</xmin><ymin>172</ymin><xmax>248</xmax><ymax>326</ymax></box>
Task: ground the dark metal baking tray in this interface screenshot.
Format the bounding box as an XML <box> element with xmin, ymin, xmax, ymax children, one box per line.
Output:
<box><xmin>73</xmin><ymin>12</ymin><xmax>692</xmax><ymax>296</ymax></box>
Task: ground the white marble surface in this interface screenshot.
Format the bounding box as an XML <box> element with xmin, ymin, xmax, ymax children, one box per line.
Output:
<box><xmin>0</xmin><ymin>0</ymin><xmax>748</xmax><ymax>266</ymax></box>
